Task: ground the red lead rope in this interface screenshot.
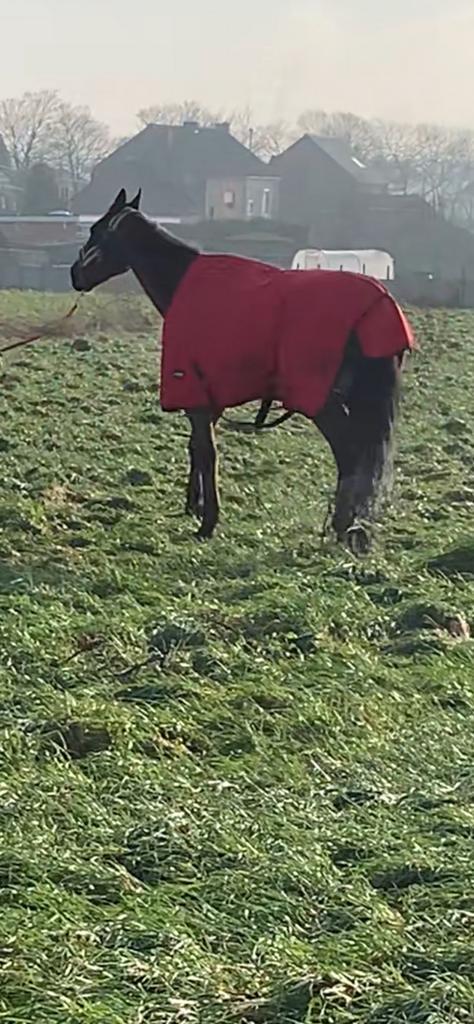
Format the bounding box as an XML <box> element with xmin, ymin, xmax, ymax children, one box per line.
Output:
<box><xmin>0</xmin><ymin>299</ymin><xmax>80</xmax><ymax>356</ymax></box>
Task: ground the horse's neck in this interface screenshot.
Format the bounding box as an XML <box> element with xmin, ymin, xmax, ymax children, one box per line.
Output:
<box><xmin>117</xmin><ymin>216</ymin><xmax>196</xmax><ymax>316</ymax></box>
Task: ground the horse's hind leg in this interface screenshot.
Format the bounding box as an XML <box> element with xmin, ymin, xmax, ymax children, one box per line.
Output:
<box><xmin>314</xmin><ymin>352</ymin><xmax>402</xmax><ymax>551</ymax></box>
<box><xmin>187</xmin><ymin>409</ymin><xmax>220</xmax><ymax>540</ymax></box>
<box><xmin>334</xmin><ymin>353</ymin><xmax>402</xmax><ymax>549</ymax></box>
<box><xmin>314</xmin><ymin>398</ymin><xmax>358</xmax><ymax>538</ymax></box>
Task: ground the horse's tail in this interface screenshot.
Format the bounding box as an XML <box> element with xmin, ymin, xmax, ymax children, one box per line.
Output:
<box><xmin>332</xmin><ymin>344</ymin><xmax>403</xmax><ymax>544</ymax></box>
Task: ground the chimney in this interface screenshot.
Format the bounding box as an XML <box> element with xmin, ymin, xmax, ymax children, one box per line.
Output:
<box><xmin>183</xmin><ymin>120</ymin><xmax>199</xmax><ymax>130</ymax></box>
<box><xmin>214</xmin><ymin>121</ymin><xmax>230</xmax><ymax>134</ymax></box>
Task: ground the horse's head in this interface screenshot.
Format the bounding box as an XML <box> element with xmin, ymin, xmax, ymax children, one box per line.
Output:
<box><xmin>71</xmin><ymin>188</ymin><xmax>141</xmax><ymax>292</ymax></box>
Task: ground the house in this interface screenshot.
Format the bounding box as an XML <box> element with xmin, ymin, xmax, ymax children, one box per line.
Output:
<box><xmin>73</xmin><ymin>121</ymin><xmax>279</xmax><ymax>221</ymax></box>
<box><xmin>341</xmin><ymin>192</ymin><xmax>474</xmax><ymax>280</ymax></box>
<box><xmin>270</xmin><ymin>134</ymin><xmax>474</xmax><ymax>280</ymax></box>
<box><xmin>0</xmin><ymin>138</ymin><xmax>82</xmax><ymax>216</ymax></box>
<box><xmin>54</xmin><ymin>167</ymin><xmax>87</xmax><ymax>210</ymax></box>
<box><xmin>269</xmin><ymin>134</ymin><xmax>385</xmax><ymax>227</ymax></box>
<box><xmin>0</xmin><ymin>135</ymin><xmax>22</xmax><ymax>213</ymax></box>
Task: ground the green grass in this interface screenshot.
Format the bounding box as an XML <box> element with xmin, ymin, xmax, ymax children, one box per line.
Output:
<box><xmin>0</xmin><ymin>292</ymin><xmax>473</xmax><ymax>1023</ymax></box>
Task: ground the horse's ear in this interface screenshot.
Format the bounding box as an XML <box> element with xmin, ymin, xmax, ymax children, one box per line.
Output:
<box><xmin>109</xmin><ymin>189</ymin><xmax>127</xmax><ymax>213</ymax></box>
<box><xmin>129</xmin><ymin>188</ymin><xmax>142</xmax><ymax>210</ymax></box>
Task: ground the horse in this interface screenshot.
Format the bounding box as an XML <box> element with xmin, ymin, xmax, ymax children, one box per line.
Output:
<box><xmin>70</xmin><ymin>189</ymin><xmax>413</xmax><ymax>552</ymax></box>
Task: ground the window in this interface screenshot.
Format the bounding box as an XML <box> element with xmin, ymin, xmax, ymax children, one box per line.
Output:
<box><xmin>224</xmin><ymin>190</ymin><xmax>235</xmax><ymax>208</ymax></box>
<box><xmin>247</xmin><ymin>198</ymin><xmax>254</xmax><ymax>217</ymax></box>
<box><xmin>262</xmin><ymin>187</ymin><xmax>271</xmax><ymax>217</ymax></box>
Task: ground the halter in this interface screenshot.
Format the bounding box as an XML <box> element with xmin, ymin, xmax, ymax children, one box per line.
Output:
<box><xmin>79</xmin><ymin>244</ymin><xmax>102</xmax><ymax>267</ymax></box>
<box><xmin>79</xmin><ymin>207</ymin><xmax>136</xmax><ymax>273</ymax></box>
<box><xmin>108</xmin><ymin>207</ymin><xmax>135</xmax><ymax>232</ymax></box>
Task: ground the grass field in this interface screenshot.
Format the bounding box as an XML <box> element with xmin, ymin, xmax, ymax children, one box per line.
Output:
<box><xmin>0</xmin><ymin>291</ymin><xmax>473</xmax><ymax>1024</ymax></box>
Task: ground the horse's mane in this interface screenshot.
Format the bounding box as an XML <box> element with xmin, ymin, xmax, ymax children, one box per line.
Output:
<box><xmin>133</xmin><ymin>210</ymin><xmax>200</xmax><ymax>256</ymax></box>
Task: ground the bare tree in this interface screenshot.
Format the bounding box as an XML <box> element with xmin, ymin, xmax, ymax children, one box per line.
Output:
<box><xmin>250</xmin><ymin>121</ymin><xmax>295</xmax><ymax>161</ymax></box>
<box><xmin>298</xmin><ymin>109</ymin><xmax>375</xmax><ymax>161</ymax></box>
<box><xmin>227</xmin><ymin>105</ymin><xmax>255</xmax><ymax>149</ymax></box>
<box><xmin>409</xmin><ymin>124</ymin><xmax>473</xmax><ymax>212</ymax></box>
<box><xmin>0</xmin><ymin>90</ymin><xmax>59</xmax><ymax>171</ymax></box>
<box><xmin>446</xmin><ymin>133</ymin><xmax>474</xmax><ymax>227</ymax></box>
<box><xmin>452</xmin><ymin>174</ymin><xmax>474</xmax><ymax>230</ymax></box>
<box><xmin>368</xmin><ymin>119</ymin><xmax>474</xmax><ymax>212</ymax></box>
<box><xmin>136</xmin><ymin>99</ymin><xmax>294</xmax><ymax>161</ymax></box>
<box><xmin>227</xmin><ymin>108</ymin><xmax>295</xmax><ymax>159</ymax></box>
<box><xmin>137</xmin><ymin>100</ymin><xmax>219</xmax><ymax>127</ymax></box>
<box><xmin>367</xmin><ymin>119</ymin><xmax>420</xmax><ymax>193</ymax></box>
<box><xmin>0</xmin><ymin>91</ymin><xmax>113</xmax><ymax>192</ymax></box>
<box><xmin>297</xmin><ymin>108</ymin><xmax>327</xmax><ymax>136</ymax></box>
<box><xmin>22</xmin><ymin>162</ymin><xmax>60</xmax><ymax>214</ymax></box>
<box><xmin>438</xmin><ymin>131</ymin><xmax>474</xmax><ymax>222</ymax></box>
<box><xmin>51</xmin><ymin>102</ymin><xmax>112</xmax><ymax>187</ymax></box>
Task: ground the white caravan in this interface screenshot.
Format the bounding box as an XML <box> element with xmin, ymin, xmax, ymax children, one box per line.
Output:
<box><xmin>291</xmin><ymin>248</ymin><xmax>395</xmax><ymax>281</ymax></box>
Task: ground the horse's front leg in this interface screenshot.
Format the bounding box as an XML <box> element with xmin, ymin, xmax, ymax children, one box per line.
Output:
<box><xmin>186</xmin><ymin>409</ymin><xmax>220</xmax><ymax>539</ymax></box>
<box><xmin>185</xmin><ymin>417</ymin><xmax>204</xmax><ymax>518</ymax></box>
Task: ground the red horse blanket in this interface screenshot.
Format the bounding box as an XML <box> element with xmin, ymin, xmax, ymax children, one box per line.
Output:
<box><xmin>161</xmin><ymin>254</ymin><xmax>413</xmax><ymax>419</ymax></box>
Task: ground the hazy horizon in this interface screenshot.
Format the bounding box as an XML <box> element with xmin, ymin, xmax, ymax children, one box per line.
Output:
<box><xmin>2</xmin><ymin>0</ymin><xmax>474</xmax><ymax>134</ymax></box>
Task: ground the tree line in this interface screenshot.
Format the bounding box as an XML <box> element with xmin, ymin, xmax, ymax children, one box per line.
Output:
<box><xmin>0</xmin><ymin>90</ymin><xmax>113</xmax><ymax>214</ymax></box>
<box><xmin>1</xmin><ymin>90</ymin><xmax>474</xmax><ymax>228</ymax></box>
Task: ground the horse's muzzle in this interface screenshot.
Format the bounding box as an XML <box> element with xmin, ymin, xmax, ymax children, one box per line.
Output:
<box><xmin>71</xmin><ymin>262</ymin><xmax>89</xmax><ymax>292</ymax></box>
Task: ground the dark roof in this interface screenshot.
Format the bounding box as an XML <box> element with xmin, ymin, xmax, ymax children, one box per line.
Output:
<box><xmin>271</xmin><ymin>134</ymin><xmax>385</xmax><ymax>188</ymax></box>
<box><xmin>311</xmin><ymin>136</ymin><xmax>370</xmax><ymax>180</ymax></box>
<box><xmin>73</xmin><ymin>123</ymin><xmax>268</xmax><ymax>216</ymax></box>
<box><xmin>75</xmin><ymin>170</ymin><xmax>197</xmax><ymax>218</ymax></box>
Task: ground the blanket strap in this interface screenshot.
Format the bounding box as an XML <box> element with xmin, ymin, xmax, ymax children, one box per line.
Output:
<box><xmin>222</xmin><ymin>406</ymin><xmax>295</xmax><ymax>433</ymax></box>
<box><xmin>190</xmin><ymin>360</ymin><xmax>294</xmax><ymax>432</ymax></box>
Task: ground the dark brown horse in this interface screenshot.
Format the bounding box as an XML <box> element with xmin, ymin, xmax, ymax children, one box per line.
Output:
<box><xmin>71</xmin><ymin>189</ymin><xmax>412</xmax><ymax>552</ymax></box>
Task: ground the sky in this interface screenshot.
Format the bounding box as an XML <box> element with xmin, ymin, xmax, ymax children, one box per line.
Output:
<box><xmin>2</xmin><ymin>0</ymin><xmax>474</xmax><ymax>133</ymax></box>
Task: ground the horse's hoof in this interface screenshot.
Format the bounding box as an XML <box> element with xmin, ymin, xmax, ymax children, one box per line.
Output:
<box><xmin>346</xmin><ymin>524</ymin><xmax>371</xmax><ymax>555</ymax></box>
<box><xmin>185</xmin><ymin>498</ymin><xmax>205</xmax><ymax>519</ymax></box>
<box><xmin>196</xmin><ymin>523</ymin><xmax>216</xmax><ymax>541</ymax></box>
<box><xmin>195</xmin><ymin>529</ymin><xmax>210</xmax><ymax>542</ymax></box>
<box><xmin>186</xmin><ymin>505</ymin><xmax>202</xmax><ymax>520</ymax></box>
